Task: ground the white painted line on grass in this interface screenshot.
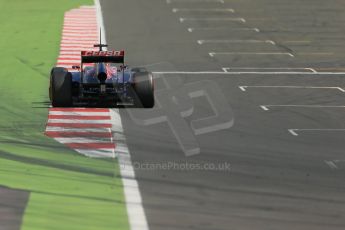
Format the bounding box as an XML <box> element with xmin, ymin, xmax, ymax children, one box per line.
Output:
<box><xmin>198</xmin><ymin>39</ymin><xmax>275</xmax><ymax>45</ymax></box>
<box><xmin>209</xmin><ymin>52</ymin><xmax>294</xmax><ymax>57</ymax></box>
<box><xmin>95</xmin><ymin>1</ymin><xmax>149</xmax><ymax>230</ymax></box>
<box><xmin>173</xmin><ymin>8</ymin><xmax>234</xmax><ymax>13</ymax></box>
<box><xmin>260</xmin><ymin>105</ymin><xmax>345</xmax><ymax>111</ymax></box>
<box><xmin>239</xmin><ymin>86</ymin><xmax>345</xmax><ymax>92</ymax></box>
<box><xmin>188</xmin><ymin>27</ymin><xmax>259</xmax><ymax>32</ymax></box>
<box><xmin>180</xmin><ymin>17</ymin><xmax>246</xmax><ymax>23</ymax></box>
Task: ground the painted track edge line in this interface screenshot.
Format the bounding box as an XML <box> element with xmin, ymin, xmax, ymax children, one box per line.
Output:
<box><xmin>94</xmin><ymin>0</ymin><xmax>150</xmax><ymax>230</ymax></box>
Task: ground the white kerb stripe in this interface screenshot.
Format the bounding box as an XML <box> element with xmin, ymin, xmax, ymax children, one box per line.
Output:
<box><xmin>75</xmin><ymin>149</ymin><xmax>115</xmax><ymax>158</ymax></box>
<box><xmin>45</xmin><ymin>127</ymin><xmax>110</xmax><ymax>132</ymax></box>
<box><xmin>54</xmin><ymin>137</ymin><xmax>112</xmax><ymax>143</ymax></box>
<box><xmin>48</xmin><ymin>119</ymin><xmax>111</xmax><ymax>124</ymax></box>
<box><xmin>49</xmin><ymin>111</ymin><xmax>110</xmax><ymax>116</ymax></box>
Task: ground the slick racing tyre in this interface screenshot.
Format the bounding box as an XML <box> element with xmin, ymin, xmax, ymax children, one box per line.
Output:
<box><xmin>132</xmin><ymin>67</ymin><xmax>148</xmax><ymax>74</ymax></box>
<box><xmin>133</xmin><ymin>71</ymin><xmax>154</xmax><ymax>108</ymax></box>
<box><xmin>50</xmin><ymin>67</ymin><xmax>72</xmax><ymax>107</ymax></box>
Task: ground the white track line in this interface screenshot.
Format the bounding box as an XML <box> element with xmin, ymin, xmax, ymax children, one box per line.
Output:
<box><xmin>95</xmin><ymin>1</ymin><xmax>149</xmax><ymax>230</ymax></box>
<box><xmin>188</xmin><ymin>27</ymin><xmax>260</xmax><ymax>32</ymax></box>
<box><xmin>167</xmin><ymin>0</ymin><xmax>224</xmax><ymax>3</ymax></box>
<box><xmin>198</xmin><ymin>40</ymin><xmax>275</xmax><ymax>45</ymax></box>
<box><xmin>288</xmin><ymin>129</ymin><xmax>345</xmax><ymax>137</ymax></box>
<box><xmin>325</xmin><ymin>160</ymin><xmax>339</xmax><ymax>169</ymax></box>
<box><xmin>209</xmin><ymin>52</ymin><xmax>294</xmax><ymax>57</ymax></box>
<box><xmin>222</xmin><ymin>67</ymin><xmax>317</xmax><ymax>73</ymax></box>
<box><xmin>152</xmin><ymin>71</ymin><xmax>345</xmax><ymax>75</ymax></box>
<box><xmin>239</xmin><ymin>86</ymin><xmax>345</xmax><ymax>92</ymax></box>
<box><xmin>180</xmin><ymin>17</ymin><xmax>246</xmax><ymax>23</ymax></box>
<box><xmin>260</xmin><ymin>105</ymin><xmax>345</xmax><ymax>111</ymax></box>
<box><xmin>173</xmin><ymin>8</ymin><xmax>234</xmax><ymax>13</ymax></box>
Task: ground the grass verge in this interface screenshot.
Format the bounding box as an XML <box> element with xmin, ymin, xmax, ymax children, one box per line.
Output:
<box><xmin>0</xmin><ymin>0</ymin><xmax>129</xmax><ymax>229</ymax></box>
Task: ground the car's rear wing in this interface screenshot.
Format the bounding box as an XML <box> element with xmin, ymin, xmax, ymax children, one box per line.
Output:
<box><xmin>81</xmin><ymin>50</ymin><xmax>125</xmax><ymax>63</ymax></box>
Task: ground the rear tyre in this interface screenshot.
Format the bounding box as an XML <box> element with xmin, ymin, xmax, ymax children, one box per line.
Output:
<box><xmin>132</xmin><ymin>72</ymin><xmax>154</xmax><ymax>108</ymax></box>
<box><xmin>50</xmin><ymin>67</ymin><xmax>72</xmax><ymax>107</ymax></box>
<box><xmin>132</xmin><ymin>67</ymin><xmax>148</xmax><ymax>74</ymax></box>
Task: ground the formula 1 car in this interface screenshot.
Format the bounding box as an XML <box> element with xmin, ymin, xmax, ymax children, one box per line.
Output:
<box><xmin>49</xmin><ymin>43</ymin><xmax>154</xmax><ymax>108</ymax></box>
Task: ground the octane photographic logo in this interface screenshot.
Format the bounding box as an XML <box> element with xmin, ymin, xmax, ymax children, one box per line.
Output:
<box><xmin>127</xmin><ymin>63</ymin><xmax>234</xmax><ymax>156</ymax></box>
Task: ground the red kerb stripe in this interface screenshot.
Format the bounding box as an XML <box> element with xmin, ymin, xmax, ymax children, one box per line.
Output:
<box><xmin>47</xmin><ymin>123</ymin><xmax>112</xmax><ymax>128</ymax></box>
<box><xmin>45</xmin><ymin>131</ymin><xmax>112</xmax><ymax>138</ymax></box>
<box><xmin>66</xmin><ymin>143</ymin><xmax>115</xmax><ymax>149</ymax></box>
<box><xmin>48</xmin><ymin>115</ymin><xmax>111</xmax><ymax>120</ymax></box>
<box><xmin>49</xmin><ymin>108</ymin><xmax>109</xmax><ymax>112</ymax></box>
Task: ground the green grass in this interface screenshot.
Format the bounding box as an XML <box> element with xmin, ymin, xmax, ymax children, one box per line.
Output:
<box><xmin>0</xmin><ymin>1</ymin><xmax>129</xmax><ymax>229</ymax></box>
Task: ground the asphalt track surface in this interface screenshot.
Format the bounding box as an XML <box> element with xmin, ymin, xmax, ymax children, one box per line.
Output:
<box><xmin>0</xmin><ymin>186</ymin><xmax>29</xmax><ymax>230</ymax></box>
<box><xmin>101</xmin><ymin>0</ymin><xmax>345</xmax><ymax>229</ymax></box>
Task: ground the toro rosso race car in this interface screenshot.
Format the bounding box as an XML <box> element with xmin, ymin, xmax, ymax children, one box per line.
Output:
<box><xmin>49</xmin><ymin>43</ymin><xmax>154</xmax><ymax>108</ymax></box>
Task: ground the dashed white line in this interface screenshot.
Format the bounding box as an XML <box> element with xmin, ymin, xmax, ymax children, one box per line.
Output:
<box><xmin>260</xmin><ymin>105</ymin><xmax>345</xmax><ymax>111</ymax></box>
<box><xmin>180</xmin><ymin>17</ymin><xmax>246</xmax><ymax>23</ymax></box>
<box><xmin>198</xmin><ymin>39</ymin><xmax>275</xmax><ymax>45</ymax></box>
<box><xmin>188</xmin><ymin>27</ymin><xmax>260</xmax><ymax>32</ymax></box>
<box><xmin>288</xmin><ymin>129</ymin><xmax>345</xmax><ymax>137</ymax></box>
<box><xmin>288</xmin><ymin>129</ymin><xmax>299</xmax><ymax>136</ymax></box>
<box><xmin>209</xmin><ymin>52</ymin><xmax>294</xmax><ymax>57</ymax></box>
<box><xmin>222</xmin><ymin>67</ymin><xmax>317</xmax><ymax>73</ymax></box>
<box><xmin>173</xmin><ymin>8</ymin><xmax>234</xmax><ymax>13</ymax></box>
<box><xmin>239</xmin><ymin>86</ymin><xmax>345</xmax><ymax>92</ymax></box>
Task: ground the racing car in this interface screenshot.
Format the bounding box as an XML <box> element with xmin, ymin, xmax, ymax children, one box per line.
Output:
<box><xmin>49</xmin><ymin>43</ymin><xmax>154</xmax><ymax>108</ymax></box>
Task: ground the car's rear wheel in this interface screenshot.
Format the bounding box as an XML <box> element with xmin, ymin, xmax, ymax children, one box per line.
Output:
<box><xmin>132</xmin><ymin>67</ymin><xmax>148</xmax><ymax>73</ymax></box>
<box><xmin>50</xmin><ymin>67</ymin><xmax>72</xmax><ymax>107</ymax></box>
<box><xmin>132</xmin><ymin>72</ymin><xmax>154</xmax><ymax>108</ymax></box>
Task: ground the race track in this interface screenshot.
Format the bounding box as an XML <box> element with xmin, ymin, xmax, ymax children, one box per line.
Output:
<box><xmin>101</xmin><ymin>0</ymin><xmax>345</xmax><ymax>229</ymax></box>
